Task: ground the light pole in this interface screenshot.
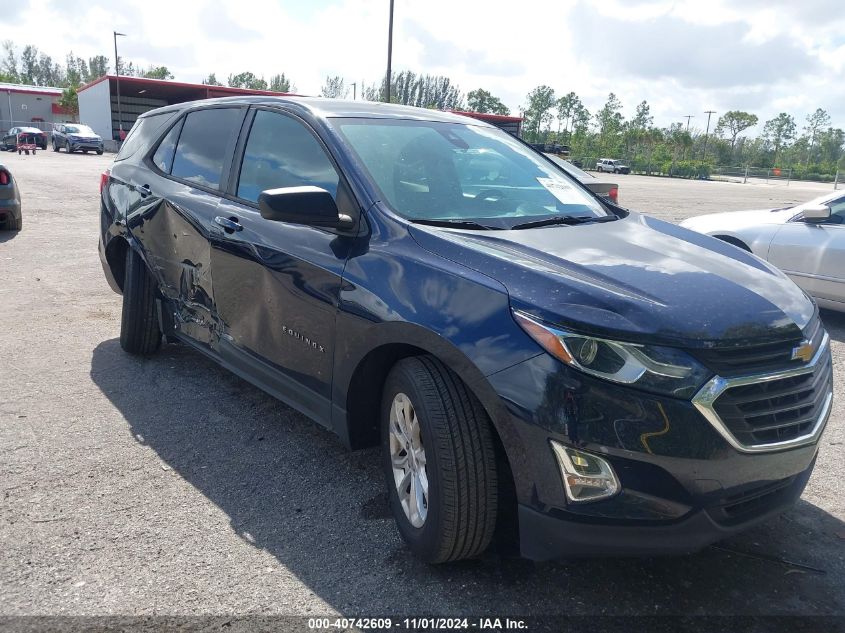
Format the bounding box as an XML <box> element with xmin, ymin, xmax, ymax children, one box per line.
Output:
<box><xmin>702</xmin><ymin>110</ymin><xmax>716</xmax><ymax>160</ymax></box>
<box><xmin>351</xmin><ymin>82</ymin><xmax>357</xmax><ymax>100</ymax></box>
<box><xmin>113</xmin><ymin>31</ymin><xmax>127</xmax><ymax>140</ymax></box>
<box><xmin>385</xmin><ymin>0</ymin><xmax>394</xmax><ymax>103</ymax></box>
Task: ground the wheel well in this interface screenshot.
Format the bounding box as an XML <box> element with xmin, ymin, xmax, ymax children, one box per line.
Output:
<box><xmin>105</xmin><ymin>236</ymin><xmax>129</xmax><ymax>292</ymax></box>
<box><xmin>344</xmin><ymin>342</ymin><xmax>519</xmax><ymax>547</ymax></box>
<box><xmin>714</xmin><ymin>235</ymin><xmax>751</xmax><ymax>252</ymax></box>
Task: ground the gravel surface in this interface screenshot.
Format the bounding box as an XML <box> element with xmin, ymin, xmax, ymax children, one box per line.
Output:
<box><xmin>0</xmin><ymin>152</ymin><xmax>843</xmax><ymax>617</ymax></box>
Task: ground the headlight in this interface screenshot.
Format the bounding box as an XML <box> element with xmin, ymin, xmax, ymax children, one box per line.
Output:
<box><xmin>513</xmin><ymin>310</ymin><xmax>711</xmax><ymax>398</ymax></box>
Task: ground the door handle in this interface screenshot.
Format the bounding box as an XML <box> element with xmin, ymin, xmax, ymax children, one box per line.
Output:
<box><xmin>137</xmin><ymin>184</ymin><xmax>151</xmax><ymax>197</ymax></box>
<box><xmin>214</xmin><ymin>216</ymin><xmax>243</xmax><ymax>233</ymax></box>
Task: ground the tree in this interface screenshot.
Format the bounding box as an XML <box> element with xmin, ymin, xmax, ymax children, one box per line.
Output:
<box><xmin>202</xmin><ymin>73</ymin><xmax>222</xmax><ymax>86</ymax></box>
<box><xmin>522</xmin><ymin>85</ymin><xmax>556</xmax><ymax>141</ymax></box>
<box><xmin>59</xmin><ymin>86</ymin><xmax>78</xmax><ymax>118</ymax></box>
<box><xmin>595</xmin><ymin>92</ymin><xmax>624</xmax><ymax>154</ymax></box>
<box><xmin>143</xmin><ymin>66</ymin><xmax>174</xmax><ymax>79</ymax></box>
<box><xmin>762</xmin><ymin>113</ymin><xmax>796</xmax><ymax>165</ymax></box>
<box><xmin>555</xmin><ymin>92</ymin><xmax>581</xmax><ymax>140</ymax></box>
<box><xmin>88</xmin><ymin>55</ymin><xmax>109</xmax><ymax>79</ymax></box>
<box><xmin>269</xmin><ymin>73</ymin><xmax>295</xmax><ymax>92</ymax></box>
<box><xmin>714</xmin><ymin>110</ymin><xmax>758</xmax><ymax>157</ymax></box>
<box><xmin>466</xmin><ymin>88</ymin><xmax>509</xmax><ymax>115</ymax></box>
<box><xmin>363</xmin><ymin>71</ymin><xmax>464</xmax><ymax>109</ymax></box>
<box><xmin>320</xmin><ymin>75</ymin><xmax>347</xmax><ymax>98</ymax></box>
<box><xmin>803</xmin><ymin>108</ymin><xmax>831</xmax><ymax>165</ymax></box>
<box><xmin>19</xmin><ymin>45</ymin><xmax>38</xmax><ymax>84</ymax></box>
<box><xmin>2</xmin><ymin>41</ymin><xmax>18</xmax><ymax>82</ymax></box>
<box><xmin>227</xmin><ymin>71</ymin><xmax>267</xmax><ymax>90</ymax></box>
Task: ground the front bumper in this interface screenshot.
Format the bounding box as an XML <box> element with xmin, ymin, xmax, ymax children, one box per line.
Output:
<box><xmin>69</xmin><ymin>140</ymin><xmax>104</xmax><ymax>151</ymax></box>
<box><xmin>486</xmin><ymin>353</ymin><xmax>828</xmax><ymax>559</ymax></box>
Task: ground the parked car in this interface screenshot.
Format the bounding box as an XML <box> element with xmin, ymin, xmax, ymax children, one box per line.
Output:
<box><xmin>0</xmin><ymin>164</ymin><xmax>22</xmax><ymax>231</ymax></box>
<box><xmin>546</xmin><ymin>153</ymin><xmax>619</xmax><ymax>204</ymax></box>
<box><xmin>681</xmin><ymin>190</ymin><xmax>845</xmax><ymax>312</ymax></box>
<box><xmin>596</xmin><ymin>158</ymin><xmax>630</xmax><ymax>174</ymax></box>
<box><xmin>2</xmin><ymin>126</ymin><xmax>47</xmax><ymax>151</ymax></box>
<box><xmin>100</xmin><ymin>97</ymin><xmax>832</xmax><ymax>563</ymax></box>
<box><xmin>52</xmin><ymin>123</ymin><xmax>104</xmax><ymax>154</ymax></box>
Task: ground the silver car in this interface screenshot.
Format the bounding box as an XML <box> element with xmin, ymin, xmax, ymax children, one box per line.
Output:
<box><xmin>681</xmin><ymin>190</ymin><xmax>845</xmax><ymax>312</ymax></box>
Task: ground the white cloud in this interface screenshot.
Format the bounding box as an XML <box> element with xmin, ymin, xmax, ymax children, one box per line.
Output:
<box><xmin>2</xmin><ymin>0</ymin><xmax>844</xmax><ymax>132</ymax></box>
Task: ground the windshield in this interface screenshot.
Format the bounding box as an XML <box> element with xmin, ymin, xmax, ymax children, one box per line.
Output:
<box><xmin>545</xmin><ymin>154</ymin><xmax>594</xmax><ymax>180</ymax></box>
<box><xmin>333</xmin><ymin>118</ymin><xmax>608</xmax><ymax>228</ymax></box>
<box><xmin>66</xmin><ymin>125</ymin><xmax>95</xmax><ymax>135</ymax></box>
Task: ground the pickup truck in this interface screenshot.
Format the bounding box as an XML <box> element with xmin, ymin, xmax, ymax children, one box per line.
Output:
<box><xmin>52</xmin><ymin>123</ymin><xmax>104</xmax><ymax>154</ymax></box>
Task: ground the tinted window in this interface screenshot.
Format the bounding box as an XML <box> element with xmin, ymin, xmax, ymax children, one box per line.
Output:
<box><xmin>115</xmin><ymin>112</ymin><xmax>175</xmax><ymax>162</ymax></box>
<box><xmin>828</xmin><ymin>196</ymin><xmax>845</xmax><ymax>224</ymax></box>
<box><xmin>171</xmin><ymin>108</ymin><xmax>241</xmax><ymax>189</ymax></box>
<box><xmin>237</xmin><ymin>110</ymin><xmax>339</xmax><ymax>203</ymax></box>
<box><xmin>152</xmin><ymin>119</ymin><xmax>183</xmax><ymax>174</ymax></box>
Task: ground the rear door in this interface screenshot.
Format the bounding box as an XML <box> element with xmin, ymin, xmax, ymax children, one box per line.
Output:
<box><xmin>128</xmin><ymin>106</ymin><xmax>245</xmax><ymax>346</ymax></box>
<box><xmin>209</xmin><ymin>107</ymin><xmax>359</xmax><ymax>423</ymax></box>
<box><xmin>767</xmin><ymin>195</ymin><xmax>845</xmax><ymax>304</ymax></box>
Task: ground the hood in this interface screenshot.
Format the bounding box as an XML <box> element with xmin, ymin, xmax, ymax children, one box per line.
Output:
<box><xmin>409</xmin><ymin>212</ymin><xmax>814</xmax><ymax>348</ymax></box>
<box><xmin>680</xmin><ymin>207</ymin><xmax>794</xmax><ymax>232</ymax></box>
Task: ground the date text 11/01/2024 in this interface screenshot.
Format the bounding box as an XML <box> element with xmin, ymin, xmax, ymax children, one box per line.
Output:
<box><xmin>307</xmin><ymin>617</ymin><xmax>528</xmax><ymax>630</ymax></box>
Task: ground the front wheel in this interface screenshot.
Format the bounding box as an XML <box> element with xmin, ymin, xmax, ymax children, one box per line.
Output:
<box><xmin>382</xmin><ymin>356</ymin><xmax>498</xmax><ymax>563</ymax></box>
<box><xmin>120</xmin><ymin>247</ymin><xmax>162</xmax><ymax>355</ymax></box>
<box><xmin>96</xmin><ymin>149</ymin><xmax>104</xmax><ymax>155</ymax></box>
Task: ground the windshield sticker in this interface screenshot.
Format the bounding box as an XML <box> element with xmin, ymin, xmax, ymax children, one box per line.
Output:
<box><xmin>536</xmin><ymin>177</ymin><xmax>579</xmax><ymax>204</ymax></box>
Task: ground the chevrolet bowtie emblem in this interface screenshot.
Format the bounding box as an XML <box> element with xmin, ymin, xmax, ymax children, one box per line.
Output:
<box><xmin>791</xmin><ymin>340</ymin><xmax>814</xmax><ymax>362</ymax></box>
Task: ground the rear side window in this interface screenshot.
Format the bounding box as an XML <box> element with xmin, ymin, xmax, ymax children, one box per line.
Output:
<box><xmin>236</xmin><ymin>110</ymin><xmax>339</xmax><ymax>203</ymax></box>
<box><xmin>152</xmin><ymin>119</ymin><xmax>184</xmax><ymax>174</ymax></box>
<box><xmin>171</xmin><ymin>108</ymin><xmax>242</xmax><ymax>190</ymax></box>
<box><xmin>115</xmin><ymin>112</ymin><xmax>175</xmax><ymax>162</ymax></box>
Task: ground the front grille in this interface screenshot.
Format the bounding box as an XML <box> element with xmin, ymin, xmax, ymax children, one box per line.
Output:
<box><xmin>712</xmin><ymin>353</ymin><xmax>833</xmax><ymax>446</ymax></box>
<box><xmin>693</xmin><ymin>318</ymin><xmax>822</xmax><ymax>376</ymax></box>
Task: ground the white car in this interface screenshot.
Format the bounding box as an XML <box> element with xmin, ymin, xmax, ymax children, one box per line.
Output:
<box><xmin>681</xmin><ymin>190</ymin><xmax>845</xmax><ymax>312</ymax></box>
<box><xmin>595</xmin><ymin>158</ymin><xmax>630</xmax><ymax>174</ymax></box>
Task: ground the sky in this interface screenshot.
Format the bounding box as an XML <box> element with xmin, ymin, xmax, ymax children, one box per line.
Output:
<box><xmin>2</xmin><ymin>0</ymin><xmax>844</xmax><ymax>135</ymax></box>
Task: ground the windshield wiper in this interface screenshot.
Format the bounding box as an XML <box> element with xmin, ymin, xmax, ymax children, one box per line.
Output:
<box><xmin>411</xmin><ymin>218</ymin><xmax>499</xmax><ymax>230</ymax></box>
<box><xmin>511</xmin><ymin>215</ymin><xmax>618</xmax><ymax>230</ymax></box>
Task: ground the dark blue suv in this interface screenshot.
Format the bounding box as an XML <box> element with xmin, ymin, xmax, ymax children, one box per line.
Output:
<box><xmin>99</xmin><ymin>97</ymin><xmax>833</xmax><ymax>562</ymax></box>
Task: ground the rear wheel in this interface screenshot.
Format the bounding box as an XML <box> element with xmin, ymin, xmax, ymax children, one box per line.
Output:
<box><xmin>120</xmin><ymin>247</ymin><xmax>162</xmax><ymax>355</ymax></box>
<box><xmin>382</xmin><ymin>356</ymin><xmax>498</xmax><ymax>563</ymax></box>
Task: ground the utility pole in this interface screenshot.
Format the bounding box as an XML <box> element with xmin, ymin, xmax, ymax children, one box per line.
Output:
<box><xmin>113</xmin><ymin>31</ymin><xmax>127</xmax><ymax>140</ymax></box>
<box><xmin>385</xmin><ymin>0</ymin><xmax>394</xmax><ymax>104</ymax></box>
<box><xmin>351</xmin><ymin>82</ymin><xmax>357</xmax><ymax>100</ymax></box>
<box><xmin>683</xmin><ymin>115</ymin><xmax>694</xmax><ymax>131</ymax></box>
<box><xmin>702</xmin><ymin>110</ymin><xmax>716</xmax><ymax>160</ymax></box>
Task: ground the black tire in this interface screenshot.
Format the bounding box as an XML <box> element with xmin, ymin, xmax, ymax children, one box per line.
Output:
<box><xmin>381</xmin><ymin>356</ymin><xmax>498</xmax><ymax>563</ymax></box>
<box><xmin>2</xmin><ymin>214</ymin><xmax>22</xmax><ymax>231</ymax></box>
<box><xmin>96</xmin><ymin>150</ymin><xmax>103</xmax><ymax>155</ymax></box>
<box><xmin>83</xmin><ymin>149</ymin><xmax>88</xmax><ymax>154</ymax></box>
<box><xmin>120</xmin><ymin>247</ymin><xmax>162</xmax><ymax>355</ymax></box>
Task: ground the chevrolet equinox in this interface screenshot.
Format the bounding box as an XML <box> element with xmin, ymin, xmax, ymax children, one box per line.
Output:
<box><xmin>99</xmin><ymin>97</ymin><xmax>834</xmax><ymax>562</ymax></box>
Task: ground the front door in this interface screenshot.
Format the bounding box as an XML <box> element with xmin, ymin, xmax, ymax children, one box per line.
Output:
<box><xmin>767</xmin><ymin>195</ymin><xmax>845</xmax><ymax>306</ymax></box>
<box><xmin>210</xmin><ymin>108</ymin><xmax>358</xmax><ymax>423</ymax></box>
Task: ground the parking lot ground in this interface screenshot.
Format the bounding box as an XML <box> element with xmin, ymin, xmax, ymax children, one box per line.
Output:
<box><xmin>1</xmin><ymin>151</ymin><xmax>843</xmax><ymax>617</ymax></box>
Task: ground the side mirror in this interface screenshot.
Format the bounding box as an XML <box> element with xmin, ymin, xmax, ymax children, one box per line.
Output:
<box><xmin>258</xmin><ymin>186</ymin><xmax>354</xmax><ymax>229</ymax></box>
<box><xmin>803</xmin><ymin>204</ymin><xmax>831</xmax><ymax>222</ymax></box>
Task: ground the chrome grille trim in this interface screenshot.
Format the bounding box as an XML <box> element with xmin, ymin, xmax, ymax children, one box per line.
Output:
<box><xmin>692</xmin><ymin>331</ymin><xmax>832</xmax><ymax>453</ymax></box>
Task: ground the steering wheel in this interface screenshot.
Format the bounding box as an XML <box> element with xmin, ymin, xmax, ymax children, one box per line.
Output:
<box><xmin>473</xmin><ymin>189</ymin><xmax>510</xmax><ymax>206</ymax></box>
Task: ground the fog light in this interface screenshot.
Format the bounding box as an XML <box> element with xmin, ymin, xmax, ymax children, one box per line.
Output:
<box><xmin>550</xmin><ymin>441</ymin><xmax>620</xmax><ymax>503</ymax></box>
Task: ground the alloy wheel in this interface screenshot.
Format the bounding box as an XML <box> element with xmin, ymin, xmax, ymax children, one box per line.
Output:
<box><xmin>389</xmin><ymin>392</ymin><xmax>428</xmax><ymax>528</ymax></box>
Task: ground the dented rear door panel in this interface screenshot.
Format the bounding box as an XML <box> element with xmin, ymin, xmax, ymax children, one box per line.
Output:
<box><xmin>125</xmin><ymin>172</ymin><xmax>220</xmax><ymax>346</ymax></box>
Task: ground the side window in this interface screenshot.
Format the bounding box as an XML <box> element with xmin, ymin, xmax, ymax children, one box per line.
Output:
<box><xmin>152</xmin><ymin>119</ymin><xmax>183</xmax><ymax>174</ymax></box>
<box><xmin>236</xmin><ymin>110</ymin><xmax>340</xmax><ymax>203</ymax></box>
<box><xmin>115</xmin><ymin>112</ymin><xmax>176</xmax><ymax>162</ymax></box>
<box><xmin>828</xmin><ymin>196</ymin><xmax>845</xmax><ymax>225</ymax></box>
<box><xmin>171</xmin><ymin>108</ymin><xmax>242</xmax><ymax>189</ymax></box>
